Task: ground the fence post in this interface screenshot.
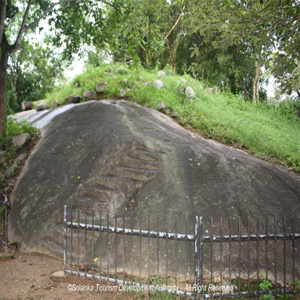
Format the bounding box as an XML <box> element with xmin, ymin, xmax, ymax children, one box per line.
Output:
<box><xmin>64</xmin><ymin>205</ymin><xmax>67</xmax><ymax>273</ymax></box>
<box><xmin>4</xmin><ymin>190</ymin><xmax>8</xmax><ymax>255</ymax></box>
<box><xmin>194</xmin><ymin>216</ymin><xmax>199</xmax><ymax>300</ymax></box>
<box><xmin>199</xmin><ymin>216</ymin><xmax>203</xmax><ymax>300</ymax></box>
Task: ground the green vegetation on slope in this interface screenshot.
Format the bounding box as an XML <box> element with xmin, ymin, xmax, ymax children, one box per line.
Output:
<box><xmin>46</xmin><ymin>63</ymin><xmax>300</xmax><ymax>172</ymax></box>
<box><xmin>0</xmin><ymin>119</ymin><xmax>39</xmax><ymax>188</ymax></box>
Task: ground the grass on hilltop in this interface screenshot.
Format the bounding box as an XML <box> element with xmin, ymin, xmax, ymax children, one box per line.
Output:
<box><xmin>45</xmin><ymin>63</ymin><xmax>300</xmax><ymax>173</ymax></box>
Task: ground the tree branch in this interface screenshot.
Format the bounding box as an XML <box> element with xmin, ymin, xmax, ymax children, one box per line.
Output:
<box><xmin>25</xmin><ymin>0</ymin><xmax>121</xmax><ymax>32</ymax></box>
<box><xmin>99</xmin><ymin>0</ymin><xmax>121</xmax><ymax>13</ymax></box>
<box><xmin>10</xmin><ymin>0</ymin><xmax>121</xmax><ymax>54</ymax></box>
<box><xmin>164</xmin><ymin>5</ymin><xmax>185</xmax><ymax>42</ymax></box>
<box><xmin>24</xmin><ymin>0</ymin><xmax>75</xmax><ymax>32</ymax></box>
<box><xmin>0</xmin><ymin>0</ymin><xmax>6</xmax><ymax>45</ymax></box>
<box><xmin>11</xmin><ymin>0</ymin><xmax>33</xmax><ymax>54</ymax></box>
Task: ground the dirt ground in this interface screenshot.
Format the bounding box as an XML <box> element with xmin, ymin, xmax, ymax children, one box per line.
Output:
<box><xmin>0</xmin><ymin>252</ymin><xmax>135</xmax><ymax>300</ymax></box>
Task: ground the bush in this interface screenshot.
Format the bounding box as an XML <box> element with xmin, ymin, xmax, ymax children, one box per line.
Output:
<box><xmin>0</xmin><ymin>118</ymin><xmax>38</xmax><ymax>151</ymax></box>
<box><xmin>277</xmin><ymin>98</ymin><xmax>300</xmax><ymax>120</ymax></box>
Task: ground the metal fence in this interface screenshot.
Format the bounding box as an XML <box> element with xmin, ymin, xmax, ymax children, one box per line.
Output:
<box><xmin>63</xmin><ymin>205</ymin><xmax>300</xmax><ymax>299</ymax></box>
<box><xmin>0</xmin><ymin>190</ymin><xmax>8</xmax><ymax>254</ymax></box>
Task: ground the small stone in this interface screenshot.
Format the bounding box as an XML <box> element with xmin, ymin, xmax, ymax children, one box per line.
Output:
<box><xmin>158</xmin><ymin>70</ymin><xmax>166</xmax><ymax>78</ymax></box>
<box><xmin>120</xmin><ymin>89</ymin><xmax>126</xmax><ymax>97</ymax></box>
<box><xmin>172</xmin><ymin>112</ymin><xmax>179</xmax><ymax>118</ymax></box>
<box><xmin>83</xmin><ymin>90</ymin><xmax>96</xmax><ymax>101</ymax></box>
<box><xmin>21</xmin><ymin>101</ymin><xmax>32</xmax><ymax>111</ymax></box>
<box><xmin>35</xmin><ymin>100</ymin><xmax>50</xmax><ymax>111</ymax></box>
<box><xmin>5</xmin><ymin>162</ymin><xmax>18</xmax><ymax>178</ymax></box>
<box><xmin>14</xmin><ymin>153</ymin><xmax>28</xmax><ymax>164</ymax></box>
<box><xmin>156</xmin><ymin>102</ymin><xmax>166</xmax><ymax>111</ymax></box>
<box><xmin>165</xmin><ymin>109</ymin><xmax>170</xmax><ymax>115</ymax></box>
<box><xmin>35</xmin><ymin>104</ymin><xmax>46</xmax><ymax>111</ymax></box>
<box><xmin>185</xmin><ymin>86</ymin><xmax>195</xmax><ymax>98</ymax></box>
<box><xmin>12</xmin><ymin>133</ymin><xmax>30</xmax><ymax>148</ymax></box>
<box><xmin>116</xmin><ymin>66</ymin><xmax>128</xmax><ymax>75</ymax></box>
<box><xmin>143</xmin><ymin>82</ymin><xmax>151</xmax><ymax>86</ymax></box>
<box><xmin>0</xmin><ymin>253</ymin><xmax>14</xmax><ymax>261</ymax></box>
<box><xmin>54</xmin><ymin>100</ymin><xmax>60</xmax><ymax>107</ymax></box>
<box><xmin>65</xmin><ymin>95</ymin><xmax>82</xmax><ymax>104</ymax></box>
<box><xmin>96</xmin><ymin>82</ymin><xmax>107</xmax><ymax>93</ymax></box>
<box><xmin>153</xmin><ymin>79</ymin><xmax>164</xmax><ymax>90</ymax></box>
<box><xmin>50</xmin><ymin>271</ymin><xmax>68</xmax><ymax>282</ymax></box>
<box><xmin>206</xmin><ymin>86</ymin><xmax>218</xmax><ymax>94</ymax></box>
<box><xmin>180</xmin><ymin>77</ymin><xmax>187</xmax><ymax>84</ymax></box>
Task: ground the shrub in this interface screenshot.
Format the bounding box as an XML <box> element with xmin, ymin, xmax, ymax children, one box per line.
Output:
<box><xmin>0</xmin><ymin>118</ymin><xmax>38</xmax><ymax>151</ymax></box>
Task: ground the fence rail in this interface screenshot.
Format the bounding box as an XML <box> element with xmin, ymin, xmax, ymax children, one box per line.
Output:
<box><xmin>63</xmin><ymin>205</ymin><xmax>300</xmax><ymax>299</ymax></box>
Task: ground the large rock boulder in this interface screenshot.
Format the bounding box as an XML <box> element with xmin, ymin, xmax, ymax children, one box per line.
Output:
<box><xmin>8</xmin><ymin>100</ymin><xmax>300</xmax><ymax>280</ymax></box>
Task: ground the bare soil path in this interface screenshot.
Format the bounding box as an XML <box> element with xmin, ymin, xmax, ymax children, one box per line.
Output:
<box><xmin>0</xmin><ymin>252</ymin><xmax>134</xmax><ymax>300</ymax></box>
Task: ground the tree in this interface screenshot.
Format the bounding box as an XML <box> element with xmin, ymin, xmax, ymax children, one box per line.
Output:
<box><xmin>6</xmin><ymin>39</ymin><xmax>64</xmax><ymax>113</ymax></box>
<box><xmin>104</xmin><ymin>0</ymin><xmax>187</xmax><ymax>68</ymax></box>
<box><xmin>0</xmin><ymin>0</ymin><xmax>122</xmax><ymax>139</ymax></box>
<box><xmin>186</xmin><ymin>0</ymin><xmax>299</xmax><ymax>104</ymax></box>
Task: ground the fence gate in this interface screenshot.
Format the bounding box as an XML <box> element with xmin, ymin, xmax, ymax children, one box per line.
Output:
<box><xmin>63</xmin><ymin>205</ymin><xmax>300</xmax><ymax>299</ymax></box>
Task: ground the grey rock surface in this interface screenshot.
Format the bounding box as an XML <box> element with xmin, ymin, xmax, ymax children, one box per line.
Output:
<box><xmin>8</xmin><ymin>100</ymin><xmax>300</xmax><ymax>280</ymax></box>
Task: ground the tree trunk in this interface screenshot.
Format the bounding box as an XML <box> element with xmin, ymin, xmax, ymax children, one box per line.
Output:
<box><xmin>0</xmin><ymin>44</ymin><xmax>9</xmax><ymax>139</ymax></box>
<box><xmin>253</xmin><ymin>57</ymin><xmax>261</xmax><ymax>105</ymax></box>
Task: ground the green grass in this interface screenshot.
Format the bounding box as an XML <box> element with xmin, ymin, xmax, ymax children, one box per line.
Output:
<box><xmin>45</xmin><ymin>63</ymin><xmax>300</xmax><ymax>172</ymax></box>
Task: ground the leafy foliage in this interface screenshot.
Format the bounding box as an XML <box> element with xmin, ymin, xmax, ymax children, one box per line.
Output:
<box><xmin>0</xmin><ymin>118</ymin><xmax>38</xmax><ymax>151</ymax></box>
<box><xmin>259</xmin><ymin>280</ymin><xmax>274</xmax><ymax>300</ymax></box>
<box><xmin>6</xmin><ymin>40</ymin><xmax>64</xmax><ymax>113</ymax></box>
